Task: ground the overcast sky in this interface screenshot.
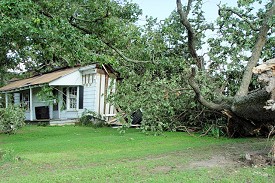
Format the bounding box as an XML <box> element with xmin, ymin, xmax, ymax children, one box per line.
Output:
<box><xmin>131</xmin><ymin>0</ymin><xmax>237</xmax><ymax>24</ymax></box>
<box><xmin>131</xmin><ymin>0</ymin><xmax>238</xmax><ymax>54</ymax></box>
<box><xmin>130</xmin><ymin>0</ymin><xmax>267</xmax><ymax>55</ymax></box>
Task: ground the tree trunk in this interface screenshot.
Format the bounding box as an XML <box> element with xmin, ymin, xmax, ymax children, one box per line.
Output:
<box><xmin>236</xmin><ymin>1</ymin><xmax>275</xmax><ymax>96</ymax></box>
<box><xmin>232</xmin><ymin>89</ymin><xmax>275</xmax><ymax>123</ymax></box>
<box><xmin>226</xmin><ymin>60</ymin><xmax>275</xmax><ymax>137</ymax></box>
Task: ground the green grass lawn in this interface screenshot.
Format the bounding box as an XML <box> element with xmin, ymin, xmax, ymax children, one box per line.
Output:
<box><xmin>0</xmin><ymin>125</ymin><xmax>274</xmax><ymax>183</ymax></box>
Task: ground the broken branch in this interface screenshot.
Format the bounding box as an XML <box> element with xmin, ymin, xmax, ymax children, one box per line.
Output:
<box><xmin>188</xmin><ymin>66</ymin><xmax>228</xmax><ymax>111</ymax></box>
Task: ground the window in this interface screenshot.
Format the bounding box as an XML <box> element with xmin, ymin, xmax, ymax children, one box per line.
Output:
<box><xmin>62</xmin><ymin>86</ymin><xmax>83</xmax><ymax>111</ymax></box>
<box><xmin>20</xmin><ymin>92</ymin><xmax>30</xmax><ymax>110</ymax></box>
<box><xmin>68</xmin><ymin>87</ymin><xmax>77</xmax><ymax>109</ymax></box>
<box><xmin>53</xmin><ymin>89</ymin><xmax>58</xmax><ymax>111</ymax></box>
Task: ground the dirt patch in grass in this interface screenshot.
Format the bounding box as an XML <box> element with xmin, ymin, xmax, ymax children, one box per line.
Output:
<box><xmin>151</xmin><ymin>165</ymin><xmax>174</xmax><ymax>173</ymax></box>
<box><xmin>149</xmin><ymin>155</ymin><xmax>238</xmax><ymax>173</ymax></box>
<box><xmin>146</xmin><ymin>139</ymin><xmax>274</xmax><ymax>172</ymax></box>
<box><xmin>188</xmin><ymin>155</ymin><xmax>237</xmax><ymax>168</ymax></box>
<box><xmin>184</xmin><ymin>140</ymin><xmax>274</xmax><ymax>169</ymax></box>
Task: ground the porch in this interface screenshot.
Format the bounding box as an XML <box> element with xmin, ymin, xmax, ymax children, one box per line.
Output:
<box><xmin>25</xmin><ymin>119</ymin><xmax>78</xmax><ymax>126</ymax></box>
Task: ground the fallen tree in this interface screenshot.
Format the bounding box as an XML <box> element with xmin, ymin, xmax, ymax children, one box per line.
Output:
<box><xmin>1</xmin><ymin>0</ymin><xmax>274</xmax><ymax>137</ymax></box>
<box><xmin>177</xmin><ymin>0</ymin><xmax>275</xmax><ymax>137</ymax></box>
<box><xmin>69</xmin><ymin>0</ymin><xmax>275</xmax><ymax>136</ymax></box>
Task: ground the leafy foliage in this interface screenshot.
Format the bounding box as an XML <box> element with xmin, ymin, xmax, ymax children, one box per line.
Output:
<box><xmin>36</xmin><ymin>86</ymin><xmax>58</xmax><ymax>104</ymax></box>
<box><xmin>0</xmin><ymin>106</ymin><xmax>25</xmax><ymax>134</ymax></box>
<box><xmin>79</xmin><ymin>110</ymin><xmax>106</xmax><ymax>128</ymax></box>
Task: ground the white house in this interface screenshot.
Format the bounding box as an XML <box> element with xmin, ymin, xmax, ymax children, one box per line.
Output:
<box><xmin>0</xmin><ymin>64</ymin><xmax>117</xmax><ymax>124</ymax></box>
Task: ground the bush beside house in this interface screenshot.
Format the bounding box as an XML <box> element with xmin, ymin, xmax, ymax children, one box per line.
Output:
<box><xmin>0</xmin><ymin>106</ymin><xmax>25</xmax><ymax>134</ymax></box>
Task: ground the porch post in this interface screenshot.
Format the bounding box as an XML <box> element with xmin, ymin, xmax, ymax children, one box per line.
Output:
<box><xmin>5</xmin><ymin>93</ymin><xmax>8</xmax><ymax>108</ymax></box>
<box><xmin>29</xmin><ymin>87</ymin><xmax>33</xmax><ymax>121</ymax></box>
<box><xmin>58</xmin><ymin>89</ymin><xmax>61</xmax><ymax>119</ymax></box>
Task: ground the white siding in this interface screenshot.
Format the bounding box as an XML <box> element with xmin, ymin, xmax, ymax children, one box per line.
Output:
<box><xmin>104</xmin><ymin>77</ymin><xmax>111</xmax><ymax>115</ymax></box>
<box><xmin>60</xmin><ymin>110</ymin><xmax>67</xmax><ymax>119</ymax></box>
<box><xmin>49</xmin><ymin>104</ymin><xmax>53</xmax><ymax>119</ymax></box>
<box><xmin>83</xmin><ymin>83</ymin><xmax>97</xmax><ymax>112</ymax></box>
<box><xmin>95</xmin><ymin>74</ymin><xmax>101</xmax><ymax>114</ymax></box>
<box><xmin>99</xmin><ymin>74</ymin><xmax>105</xmax><ymax>115</ymax></box>
<box><xmin>60</xmin><ymin>111</ymin><xmax>79</xmax><ymax>119</ymax></box>
<box><xmin>80</xmin><ymin>67</ymin><xmax>117</xmax><ymax>119</ymax></box>
<box><xmin>25</xmin><ymin>112</ymin><xmax>30</xmax><ymax>121</ymax></box>
<box><xmin>14</xmin><ymin>93</ymin><xmax>20</xmax><ymax>105</ymax></box>
<box><xmin>58</xmin><ymin>88</ymin><xmax>63</xmax><ymax>119</ymax></box>
<box><xmin>110</xmin><ymin>79</ymin><xmax>116</xmax><ymax>114</ymax></box>
<box><xmin>53</xmin><ymin>111</ymin><xmax>59</xmax><ymax>119</ymax></box>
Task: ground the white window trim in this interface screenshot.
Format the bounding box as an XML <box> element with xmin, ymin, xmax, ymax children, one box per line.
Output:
<box><xmin>66</xmin><ymin>86</ymin><xmax>79</xmax><ymax>111</ymax></box>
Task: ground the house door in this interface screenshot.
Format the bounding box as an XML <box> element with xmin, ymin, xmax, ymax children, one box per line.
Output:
<box><xmin>52</xmin><ymin>102</ymin><xmax>59</xmax><ymax>119</ymax></box>
<box><xmin>52</xmin><ymin>89</ymin><xmax>59</xmax><ymax>119</ymax></box>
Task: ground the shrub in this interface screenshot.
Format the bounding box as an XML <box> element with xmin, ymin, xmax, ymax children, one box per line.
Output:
<box><xmin>79</xmin><ymin>110</ymin><xmax>106</xmax><ymax>128</ymax></box>
<box><xmin>0</xmin><ymin>106</ymin><xmax>25</xmax><ymax>134</ymax></box>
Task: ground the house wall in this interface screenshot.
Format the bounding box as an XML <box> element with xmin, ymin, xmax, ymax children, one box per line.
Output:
<box><xmin>83</xmin><ymin>83</ymin><xmax>97</xmax><ymax>112</ymax></box>
<box><xmin>93</xmin><ymin>69</ymin><xmax>116</xmax><ymax>121</ymax></box>
<box><xmin>25</xmin><ymin>112</ymin><xmax>30</xmax><ymax>120</ymax></box>
<box><xmin>12</xmin><ymin>88</ymin><xmax>54</xmax><ymax>121</ymax></box>
<box><xmin>14</xmin><ymin>93</ymin><xmax>20</xmax><ymax>105</ymax></box>
<box><xmin>53</xmin><ymin>111</ymin><xmax>59</xmax><ymax>119</ymax></box>
<box><xmin>13</xmin><ymin>91</ymin><xmax>31</xmax><ymax>120</ymax></box>
<box><xmin>78</xmin><ymin>68</ymin><xmax>117</xmax><ymax>121</ymax></box>
<box><xmin>59</xmin><ymin>110</ymin><xmax>82</xmax><ymax>119</ymax></box>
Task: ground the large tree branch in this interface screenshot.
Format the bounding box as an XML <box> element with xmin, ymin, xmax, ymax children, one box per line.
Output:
<box><xmin>186</xmin><ymin>0</ymin><xmax>193</xmax><ymax>15</ymax></box>
<box><xmin>72</xmin><ymin>7</ymin><xmax>110</xmax><ymax>24</ymax></box>
<box><xmin>39</xmin><ymin>10</ymin><xmax>54</xmax><ymax>19</ymax></box>
<box><xmin>69</xmin><ymin>16</ymin><xmax>150</xmax><ymax>64</ymax></box>
<box><xmin>176</xmin><ymin>0</ymin><xmax>203</xmax><ymax>69</ymax></box>
<box><xmin>236</xmin><ymin>1</ymin><xmax>275</xmax><ymax>97</ymax></box>
<box><xmin>104</xmin><ymin>42</ymin><xmax>150</xmax><ymax>63</ymax></box>
<box><xmin>218</xmin><ymin>6</ymin><xmax>259</xmax><ymax>31</ymax></box>
<box><xmin>188</xmin><ymin>67</ymin><xmax>230</xmax><ymax>111</ymax></box>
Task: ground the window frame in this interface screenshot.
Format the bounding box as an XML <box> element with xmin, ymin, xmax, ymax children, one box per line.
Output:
<box><xmin>66</xmin><ymin>86</ymin><xmax>79</xmax><ymax>111</ymax></box>
<box><xmin>20</xmin><ymin>91</ymin><xmax>30</xmax><ymax>111</ymax></box>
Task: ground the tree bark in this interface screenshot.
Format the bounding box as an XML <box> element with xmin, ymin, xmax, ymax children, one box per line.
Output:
<box><xmin>176</xmin><ymin>0</ymin><xmax>203</xmax><ymax>69</ymax></box>
<box><xmin>232</xmin><ymin>89</ymin><xmax>275</xmax><ymax>123</ymax></box>
<box><xmin>236</xmin><ymin>1</ymin><xmax>275</xmax><ymax>96</ymax></box>
<box><xmin>188</xmin><ymin>67</ymin><xmax>230</xmax><ymax>111</ymax></box>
